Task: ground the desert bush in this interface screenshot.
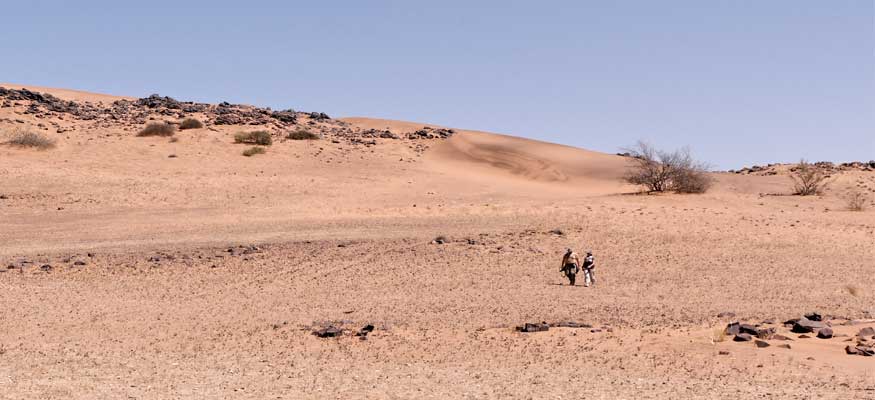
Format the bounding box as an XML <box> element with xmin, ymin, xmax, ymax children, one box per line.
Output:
<box><xmin>234</xmin><ymin>130</ymin><xmax>273</xmax><ymax>145</ymax></box>
<box><xmin>5</xmin><ymin>129</ymin><xmax>56</xmax><ymax>149</ymax></box>
<box><xmin>622</xmin><ymin>141</ymin><xmax>711</xmax><ymax>193</ymax></box>
<box><xmin>178</xmin><ymin>118</ymin><xmax>204</xmax><ymax>130</ymax></box>
<box><xmin>790</xmin><ymin>160</ymin><xmax>829</xmax><ymax>196</ymax></box>
<box><xmin>286</xmin><ymin>129</ymin><xmax>320</xmax><ymax>140</ymax></box>
<box><xmin>137</xmin><ymin>122</ymin><xmax>176</xmax><ymax>137</ymax></box>
<box><xmin>242</xmin><ymin>146</ymin><xmax>266</xmax><ymax>157</ymax></box>
<box><xmin>845</xmin><ymin>190</ymin><xmax>868</xmax><ymax>211</ymax></box>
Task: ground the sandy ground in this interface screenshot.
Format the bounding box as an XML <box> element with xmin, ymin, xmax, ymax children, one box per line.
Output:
<box><xmin>1</xmin><ymin>85</ymin><xmax>874</xmax><ymax>399</ymax></box>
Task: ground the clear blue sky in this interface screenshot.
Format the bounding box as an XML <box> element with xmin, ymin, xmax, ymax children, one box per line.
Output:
<box><xmin>3</xmin><ymin>1</ymin><xmax>872</xmax><ymax>169</ymax></box>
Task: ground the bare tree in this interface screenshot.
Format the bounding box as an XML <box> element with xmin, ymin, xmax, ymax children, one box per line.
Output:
<box><xmin>622</xmin><ymin>141</ymin><xmax>711</xmax><ymax>193</ymax></box>
<box><xmin>790</xmin><ymin>160</ymin><xmax>829</xmax><ymax>196</ymax></box>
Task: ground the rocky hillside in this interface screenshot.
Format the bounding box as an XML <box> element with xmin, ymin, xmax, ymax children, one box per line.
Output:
<box><xmin>0</xmin><ymin>86</ymin><xmax>455</xmax><ymax>146</ymax></box>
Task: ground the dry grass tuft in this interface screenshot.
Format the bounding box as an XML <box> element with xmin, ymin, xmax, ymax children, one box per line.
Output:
<box><xmin>242</xmin><ymin>146</ymin><xmax>266</xmax><ymax>157</ymax></box>
<box><xmin>137</xmin><ymin>122</ymin><xmax>177</xmax><ymax>137</ymax></box>
<box><xmin>286</xmin><ymin>129</ymin><xmax>320</xmax><ymax>140</ymax></box>
<box><xmin>178</xmin><ymin>118</ymin><xmax>204</xmax><ymax>130</ymax></box>
<box><xmin>235</xmin><ymin>130</ymin><xmax>273</xmax><ymax>146</ymax></box>
<box><xmin>845</xmin><ymin>190</ymin><xmax>868</xmax><ymax>211</ymax></box>
<box><xmin>5</xmin><ymin>129</ymin><xmax>56</xmax><ymax>149</ymax></box>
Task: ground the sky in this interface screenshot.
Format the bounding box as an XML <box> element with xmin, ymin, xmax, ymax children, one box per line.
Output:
<box><xmin>2</xmin><ymin>1</ymin><xmax>872</xmax><ymax>169</ymax></box>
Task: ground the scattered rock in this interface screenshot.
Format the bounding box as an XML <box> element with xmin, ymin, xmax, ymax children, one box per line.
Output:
<box><xmin>313</xmin><ymin>327</ymin><xmax>343</xmax><ymax>338</ymax></box>
<box><xmin>733</xmin><ymin>333</ymin><xmax>753</xmax><ymax>342</ymax></box>
<box><xmin>798</xmin><ymin>335</ymin><xmax>811</xmax><ymax>339</ymax></box>
<box><xmin>558</xmin><ymin>321</ymin><xmax>592</xmax><ymax>328</ymax></box>
<box><xmin>718</xmin><ymin>350</ymin><xmax>730</xmax><ymax>355</ymax></box>
<box><xmin>756</xmin><ymin>327</ymin><xmax>776</xmax><ymax>340</ymax></box>
<box><xmin>356</xmin><ymin>324</ymin><xmax>375</xmax><ymax>337</ymax></box>
<box><xmin>804</xmin><ymin>312</ymin><xmax>822</xmax><ymax>322</ymax></box>
<box><xmin>40</xmin><ymin>264</ymin><xmax>52</xmax><ymax>271</ymax></box>
<box><xmin>517</xmin><ymin>322</ymin><xmax>550</xmax><ymax>333</ymax></box>
<box><xmin>73</xmin><ymin>260</ymin><xmax>87</xmax><ymax>266</ymax></box>
<box><xmin>717</xmin><ymin>312</ymin><xmax>736</xmax><ymax>318</ymax></box>
<box><xmin>777</xmin><ymin>344</ymin><xmax>792</xmax><ymax>349</ymax></box>
<box><xmin>724</xmin><ymin>322</ymin><xmax>741</xmax><ymax>336</ymax></box>
<box><xmin>771</xmin><ymin>334</ymin><xmax>793</xmax><ymax>341</ymax></box>
<box><xmin>739</xmin><ymin>324</ymin><xmax>758</xmax><ymax>335</ymax></box>
<box><xmin>754</xmin><ymin>340</ymin><xmax>770</xmax><ymax>348</ymax></box>
<box><xmin>857</xmin><ymin>327</ymin><xmax>875</xmax><ymax>337</ymax></box>
<box><xmin>792</xmin><ymin>318</ymin><xmax>825</xmax><ymax>333</ymax></box>
<box><xmin>816</xmin><ymin>327</ymin><xmax>834</xmax><ymax>339</ymax></box>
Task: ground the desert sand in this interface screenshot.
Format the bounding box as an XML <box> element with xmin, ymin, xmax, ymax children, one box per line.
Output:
<box><xmin>1</xmin><ymin>85</ymin><xmax>873</xmax><ymax>399</ymax></box>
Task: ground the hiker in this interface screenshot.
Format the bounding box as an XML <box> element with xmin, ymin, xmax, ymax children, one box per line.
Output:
<box><xmin>560</xmin><ymin>248</ymin><xmax>580</xmax><ymax>286</ymax></box>
<box><xmin>582</xmin><ymin>251</ymin><xmax>595</xmax><ymax>287</ymax></box>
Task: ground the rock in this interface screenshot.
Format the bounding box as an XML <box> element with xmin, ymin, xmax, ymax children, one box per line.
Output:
<box><xmin>313</xmin><ymin>327</ymin><xmax>343</xmax><ymax>338</ymax></box>
<box><xmin>724</xmin><ymin>322</ymin><xmax>741</xmax><ymax>336</ymax></box>
<box><xmin>739</xmin><ymin>324</ymin><xmax>759</xmax><ymax>335</ymax></box>
<box><xmin>356</xmin><ymin>324</ymin><xmax>375</xmax><ymax>337</ymax></box>
<box><xmin>846</xmin><ymin>345</ymin><xmax>859</xmax><ymax>355</ymax></box>
<box><xmin>733</xmin><ymin>333</ymin><xmax>753</xmax><ymax>342</ymax></box>
<box><xmin>771</xmin><ymin>334</ymin><xmax>793</xmax><ymax>341</ymax></box>
<box><xmin>717</xmin><ymin>312</ymin><xmax>736</xmax><ymax>318</ymax></box>
<box><xmin>798</xmin><ymin>335</ymin><xmax>811</xmax><ymax>339</ymax></box>
<box><xmin>718</xmin><ymin>350</ymin><xmax>730</xmax><ymax>355</ymax></box>
<box><xmin>857</xmin><ymin>327</ymin><xmax>875</xmax><ymax>337</ymax></box>
<box><xmin>517</xmin><ymin>322</ymin><xmax>549</xmax><ymax>333</ymax></box>
<box><xmin>804</xmin><ymin>312</ymin><xmax>822</xmax><ymax>322</ymax></box>
<box><xmin>73</xmin><ymin>260</ymin><xmax>86</xmax><ymax>266</ymax></box>
<box><xmin>40</xmin><ymin>264</ymin><xmax>52</xmax><ymax>271</ymax></box>
<box><xmin>756</xmin><ymin>327</ymin><xmax>776</xmax><ymax>340</ymax></box>
<box><xmin>754</xmin><ymin>340</ymin><xmax>770</xmax><ymax>348</ymax></box>
<box><xmin>816</xmin><ymin>327</ymin><xmax>834</xmax><ymax>339</ymax></box>
<box><xmin>550</xmin><ymin>321</ymin><xmax>592</xmax><ymax>329</ymax></box>
<box><xmin>777</xmin><ymin>344</ymin><xmax>791</xmax><ymax>349</ymax></box>
<box><xmin>792</xmin><ymin>318</ymin><xmax>825</xmax><ymax>333</ymax></box>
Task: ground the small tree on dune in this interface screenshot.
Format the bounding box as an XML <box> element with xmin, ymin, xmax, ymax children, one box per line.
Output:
<box><xmin>622</xmin><ymin>141</ymin><xmax>711</xmax><ymax>194</ymax></box>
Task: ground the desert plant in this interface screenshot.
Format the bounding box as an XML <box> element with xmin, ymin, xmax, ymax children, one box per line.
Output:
<box><xmin>845</xmin><ymin>190</ymin><xmax>868</xmax><ymax>211</ymax></box>
<box><xmin>790</xmin><ymin>160</ymin><xmax>829</xmax><ymax>196</ymax></box>
<box><xmin>5</xmin><ymin>129</ymin><xmax>56</xmax><ymax>149</ymax></box>
<box><xmin>242</xmin><ymin>146</ymin><xmax>266</xmax><ymax>157</ymax></box>
<box><xmin>137</xmin><ymin>122</ymin><xmax>176</xmax><ymax>137</ymax></box>
<box><xmin>286</xmin><ymin>129</ymin><xmax>320</xmax><ymax>140</ymax></box>
<box><xmin>234</xmin><ymin>130</ymin><xmax>272</xmax><ymax>145</ymax></box>
<box><xmin>622</xmin><ymin>141</ymin><xmax>711</xmax><ymax>193</ymax></box>
<box><xmin>178</xmin><ymin>118</ymin><xmax>204</xmax><ymax>130</ymax></box>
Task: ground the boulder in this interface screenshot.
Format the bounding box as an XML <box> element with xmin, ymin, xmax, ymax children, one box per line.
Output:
<box><xmin>733</xmin><ymin>333</ymin><xmax>753</xmax><ymax>342</ymax></box>
<box><xmin>739</xmin><ymin>324</ymin><xmax>758</xmax><ymax>335</ymax></box>
<box><xmin>816</xmin><ymin>327</ymin><xmax>834</xmax><ymax>339</ymax></box>
<box><xmin>792</xmin><ymin>318</ymin><xmax>825</xmax><ymax>333</ymax></box>
<box><xmin>724</xmin><ymin>322</ymin><xmax>741</xmax><ymax>336</ymax></box>
<box><xmin>857</xmin><ymin>327</ymin><xmax>875</xmax><ymax>337</ymax></box>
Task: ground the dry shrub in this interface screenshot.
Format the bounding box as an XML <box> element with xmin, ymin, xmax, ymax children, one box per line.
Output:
<box><xmin>845</xmin><ymin>190</ymin><xmax>868</xmax><ymax>211</ymax></box>
<box><xmin>242</xmin><ymin>146</ymin><xmax>266</xmax><ymax>157</ymax></box>
<box><xmin>234</xmin><ymin>130</ymin><xmax>272</xmax><ymax>145</ymax></box>
<box><xmin>790</xmin><ymin>160</ymin><xmax>829</xmax><ymax>196</ymax></box>
<box><xmin>711</xmin><ymin>326</ymin><xmax>727</xmax><ymax>343</ymax></box>
<box><xmin>623</xmin><ymin>141</ymin><xmax>711</xmax><ymax>193</ymax></box>
<box><xmin>178</xmin><ymin>118</ymin><xmax>204</xmax><ymax>130</ymax></box>
<box><xmin>137</xmin><ymin>122</ymin><xmax>176</xmax><ymax>137</ymax></box>
<box><xmin>286</xmin><ymin>129</ymin><xmax>320</xmax><ymax>140</ymax></box>
<box><xmin>5</xmin><ymin>129</ymin><xmax>56</xmax><ymax>149</ymax></box>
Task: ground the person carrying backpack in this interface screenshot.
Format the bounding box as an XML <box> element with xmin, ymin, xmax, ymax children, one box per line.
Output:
<box><xmin>560</xmin><ymin>248</ymin><xmax>580</xmax><ymax>286</ymax></box>
<box><xmin>582</xmin><ymin>251</ymin><xmax>596</xmax><ymax>287</ymax></box>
